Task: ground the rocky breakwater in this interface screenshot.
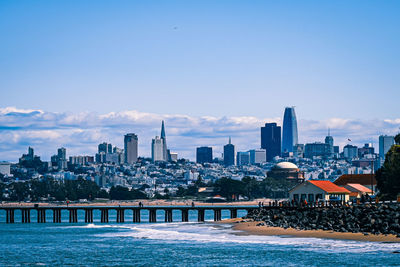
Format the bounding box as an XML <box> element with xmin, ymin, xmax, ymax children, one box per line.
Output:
<box><xmin>245</xmin><ymin>204</ymin><xmax>400</xmax><ymax>237</ymax></box>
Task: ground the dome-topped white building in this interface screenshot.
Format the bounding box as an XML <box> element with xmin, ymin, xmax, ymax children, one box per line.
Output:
<box><xmin>268</xmin><ymin>161</ymin><xmax>304</xmax><ymax>181</ymax></box>
<box><xmin>274</xmin><ymin>162</ymin><xmax>298</xmax><ymax>170</ymax></box>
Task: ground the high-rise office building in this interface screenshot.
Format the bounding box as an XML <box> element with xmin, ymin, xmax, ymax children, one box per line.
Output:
<box><xmin>160</xmin><ymin>121</ymin><xmax>168</xmax><ymax>161</ymax></box>
<box><xmin>196</xmin><ymin>147</ymin><xmax>213</xmax><ymax>164</ymax></box>
<box><xmin>152</xmin><ymin>136</ymin><xmax>165</xmax><ymax>162</ymax></box>
<box><xmin>261</xmin><ymin>123</ymin><xmax>281</xmax><ymax>161</ymax></box>
<box><xmin>57</xmin><ymin>147</ymin><xmax>66</xmax><ymax>160</ymax></box>
<box><xmin>282</xmin><ymin>107</ymin><xmax>298</xmax><ymax>153</ymax></box>
<box><xmin>379</xmin><ymin>135</ymin><xmax>394</xmax><ymax>161</ymax></box>
<box><xmin>237</xmin><ymin>151</ymin><xmax>250</xmax><ymax>166</ymax></box>
<box><xmin>28</xmin><ymin>147</ymin><xmax>34</xmax><ymax>160</ymax></box>
<box><xmin>98</xmin><ymin>143</ymin><xmax>107</xmax><ymax>154</ymax></box>
<box><xmin>57</xmin><ymin>147</ymin><xmax>67</xmax><ymax>170</ymax></box>
<box><xmin>98</xmin><ymin>142</ymin><xmax>113</xmax><ymax>154</ymax></box>
<box><xmin>223</xmin><ymin>137</ymin><xmax>235</xmax><ymax>166</ymax></box>
<box><xmin>304</xmin><ymin>142</ymin><xmax>331</xmax><ymax>158</ymax></box>
<box><xmin>358</xmin><ymin>143</ymin><xmax>375</xmax><ymax>158</ymax></box>
<box><xmin>324</xmin><ymin>130</ymin><xmax>334</xmax><ymax>156</ymax></box>
<box><xmin>248</xmin><ymin>149</ymin><xmax>266</xmax><ymax>164</ymax></box>
<box><xmin>124</xmin><ymin>133</ymin><xmax>138</xmax><ymax>164</ymax></box>
<box><xmin>343</xmin><ymin>144</ymin><xmax>358</xmax><ymax>160</ymax></box>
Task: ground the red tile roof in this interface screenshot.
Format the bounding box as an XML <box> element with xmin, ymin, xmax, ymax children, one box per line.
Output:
<box><xmin>345</xmin><ymin>183</ymin><xmax>372</xmax><ymax>193</ymax></box>
<box><xmin>308</xmin><ymin>180</ymin><xmax>350</xmax><ymax>193</ymax></box>
<box><xmin>334</xmin><ymin>174</ymin><xmax>376</xmax><ymax>186</ymax></box>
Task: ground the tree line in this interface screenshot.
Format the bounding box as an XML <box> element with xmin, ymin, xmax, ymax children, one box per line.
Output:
<box><xmin>0</xmin><ymin>175</ymin><xmax>298</xmax><ymax>202</ymax></box>
<box><xmin>176</xmin><ymin>176</ymin><xmax>299</xmax><ymax>201</ymax></box>
<box><xmin>0</xmin><ymin>178</ymin><xmax>146</xmax><ymax>202</ymax></box>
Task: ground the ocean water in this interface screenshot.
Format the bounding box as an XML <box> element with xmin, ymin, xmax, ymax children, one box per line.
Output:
<box><xmin>0</xmin><ymin>209</ymin><xmax>399</xmax><ymax>266</ymax></box>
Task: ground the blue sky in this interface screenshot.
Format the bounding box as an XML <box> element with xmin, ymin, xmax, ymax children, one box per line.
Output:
<box><xmin>0</xmin><ymin>1</ymin><xmax>399</xmax><ymax>161</ymax></box>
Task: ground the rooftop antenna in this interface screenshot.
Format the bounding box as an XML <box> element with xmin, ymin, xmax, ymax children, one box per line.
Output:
<box><xmin>229</xmin><ymin>136</ymin><xmax>231</xmax><ymax>144</ymax></box>
<box><xmin>328</xmin><ymin>128</ymin><xmax>330</xmax><ymax>136</ymax></box>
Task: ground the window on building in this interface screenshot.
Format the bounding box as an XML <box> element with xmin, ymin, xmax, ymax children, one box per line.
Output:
<box><xmin>308</xmin><ymin>194</ymin><xmax>314</xmax><ymax>203</ymax></box>
<box><xmin>293</xmin><ymin>194</ymin><xmax>299</xmax><ymax>202</ymax></box>
<box><xmin>316</xmin><ymin>194</ymin><xmax>323</xmax><ymax>201</ymax></box>
<box><xmin>301</xmin><ymin>194</ymin><xmax>307</xmax><ymax>201</ymax></box>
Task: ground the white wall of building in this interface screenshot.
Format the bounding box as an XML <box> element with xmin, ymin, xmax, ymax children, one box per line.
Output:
<box><xmin>0</xmin><ymin>162</ymin><xmax>11</xmax><ymax>176</ymax></box>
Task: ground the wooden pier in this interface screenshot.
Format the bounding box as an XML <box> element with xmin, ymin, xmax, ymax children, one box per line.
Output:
<box><xmin>0</xmin><ymin>205</ymin><xmax>256</xmax><ymax>224</ymax></box>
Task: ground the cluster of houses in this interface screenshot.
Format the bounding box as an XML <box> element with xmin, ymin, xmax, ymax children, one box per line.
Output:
<box><xmin>289</xmin><ymin>174</ymin><xmax>375</xmax><ymax>203</ymax></box>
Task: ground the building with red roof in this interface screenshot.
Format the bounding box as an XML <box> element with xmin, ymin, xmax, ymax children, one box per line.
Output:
<box><xmin>289</xmin><ymin>180</ymin><xmax>350</xmax><ymax>203</ymax></box>
<box><xmin>334</xmin><ymin>174</ymin><xmax>376</xmax><ymax>193</ymax></box>
<box><xmin>343</xmin><ymin>183</ymin><xmax>373</xmax><ymax>200</ymax></box>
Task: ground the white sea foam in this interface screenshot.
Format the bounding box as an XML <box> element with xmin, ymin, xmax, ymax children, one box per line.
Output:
<box><xmin>92</xmin><ymin>222</ymin><xmax>400</xmax><ymax>253</ymax></box>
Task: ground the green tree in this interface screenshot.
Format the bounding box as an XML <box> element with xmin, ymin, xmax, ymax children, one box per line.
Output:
<box><xmin>109</xmin><ymin>186</ymin><xmax>147</xmax><ymax>200</ymax></box>
<box><xmin>242</xmin><ymin>176</ymin><xmax>262</xmax><ymax>200</ymax></box>
<box><xmin>176</xmin><ymin>186</ymin><xmax>186</xmax><ymax>197</ymax></box>
<box><xmin>109</xmin><ymin>186</ymin><xmax>131</xmax><ymax>200</ymax></box>
<box><xmin>214</xmin><ymin>177</ymin><xmax>244</xmax><ymax>201</ymax></box>
<box><xmin>9</xmin><ymin>182</ymin><xmax>30</xmax><ymax>201</ymax></box>
<box><xmin>97</xmin><ymin>189</ymin><xmax>109</xmax><ymax>199</ymax></box>
<box><xmin>376</xmin><ymin>144</ymin><xmax>400</xmax><ymax>199</ymax></box>
<box><xmin>130</xmin><ymin>189</ymin><xmax>147</xmax><ymax>199</ymax></box>
<box><xmin>395</xmin><ymin>133</ymin><xmax>400</xmax><ymax>145</ymax></box>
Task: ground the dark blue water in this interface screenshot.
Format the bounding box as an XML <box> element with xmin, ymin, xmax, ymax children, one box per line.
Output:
<box><xmin>0</xmin><ymin>209</ymin><xmax>399</xmax><ymax>266</ymax></box>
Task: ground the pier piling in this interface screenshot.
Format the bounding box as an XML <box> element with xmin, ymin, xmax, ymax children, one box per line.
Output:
<box><xmin>149</xmin><ymin>209</ymin><xmax>157</xmax><ymax>223</ymax></box>
<box><xmin>69</xmin><ymin>209</ymin><xmax>78</xmax><ymax>223</ymax></box>
<box><xmin>133</xmin><ymin>209</ymin><xmax>141</xmax><ymax>223</ymax></box>
<box><xmin>230</xmin><ymin>209</ymin><xmax>237</xmax><ymax>219</ymax></box>
<box><xmin>181</xmin><ymin>210</ymin><xmax>189</xmax><ymax>222</ymax></box>
<box><xmin>198</xmin><ymin>209</ymin><xmax>205</xmax><ymax>222</ymax></box>
<box><xmin>214</xmin><ymin>209</ymin><xmax>221</xmax><ymax>221</ymax></box>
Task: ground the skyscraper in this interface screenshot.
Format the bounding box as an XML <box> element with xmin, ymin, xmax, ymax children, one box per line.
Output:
<box><xmin>124</xmin><ymin>133</ymin><xmax>138</xmax><ymax>164</ymax></box>
<box><xmin>261</xmin><ymin>123</ymin><xmax>281</xmax><ymax>161</ymax></box>
<box><xmin>57</xmin><ymin>147</ymin><xmax>67</xmax><ymax>170</ymax></box>
<box><xmin>160</xmin><ymin>120</ymin><xmax>168</xmax><ymax>161</ymax></box>
<box><xmin>152</xmin><ymin>136</ymin><xmax>165</xmax><ymax>162</ymax></box>
<box><xmin>196</xmin><ymin>147</ymin><xmax>213</xmax><ymax>164</ymax></box>
<box><xmin>325</xmin><ymin>129</ymin><xmax>334</xmax><ymax>156</ymax></box>
<box><xmin>223</xmin><ymin>137</ymin><xmax>235</xmax><ymax>166</ymax></box>
<box><xmin>379</xmin><ymin>135</ymin><xmax>395</xmax><ymax>161</ymax></box>
<box><xmin>236</xmin><ymin>151</ymin><xmax>250</xmax><ymax>166</ymax></box>
<box><xmin>343</xmin><ymin>144</ymin><xmax>358</xmax><ymax>160</ymax></box>
<box><xmin>98</xmin><ymin>142</ymin><xmax>110</xmax><ymax>154</ymax></box>
<box><xmin>282</xmin><ymin>107</ymin><xmax>298</xmax><ymax>153</ymax></box>
<box><xmin>248</xmin><ymin>149</ymin><xmax>266</xmax><ymax>164</ymax></box>
<box><xmin>304</xmin><ymin>142</ymin><xmax>331</xmax><ymax>158</ymax></box>
<box><xmin>57</xmin><ymin>147</ymin><xmax>66</xmax><ymax>160</ymax></box>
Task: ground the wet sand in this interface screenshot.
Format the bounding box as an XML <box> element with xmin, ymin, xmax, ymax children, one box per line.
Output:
<box><xmin>220</xmin><ymin>219</ymin><xmax>400</xmax><ymax>243</ymax></box>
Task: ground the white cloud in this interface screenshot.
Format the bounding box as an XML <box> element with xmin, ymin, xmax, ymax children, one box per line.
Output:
<box><xmin>0</xmin><ymin>106</ymin><xmax>399</xmax><ymax>162</ymax></box>
<box><xmin>0</xmin><ymin>107</ymin><xmax>44</xmax><ymax>115</ymax></box>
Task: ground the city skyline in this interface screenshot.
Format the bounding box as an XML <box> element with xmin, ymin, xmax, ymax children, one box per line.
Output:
<box><xmin>0</xmin><ymin>106</ymin><xmax>399</xmax><ymax>162</ymax></box>
<box><xmin>1</xmin><ymin>1</ymin><xmax>400</xmax><ymax>265</ymax></box>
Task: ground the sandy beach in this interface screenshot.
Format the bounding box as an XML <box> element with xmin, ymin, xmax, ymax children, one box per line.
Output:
<box><xmin>220</xmin><ymin>218</ymin><xmax>400</xmax><ymax>243</ymax></box>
